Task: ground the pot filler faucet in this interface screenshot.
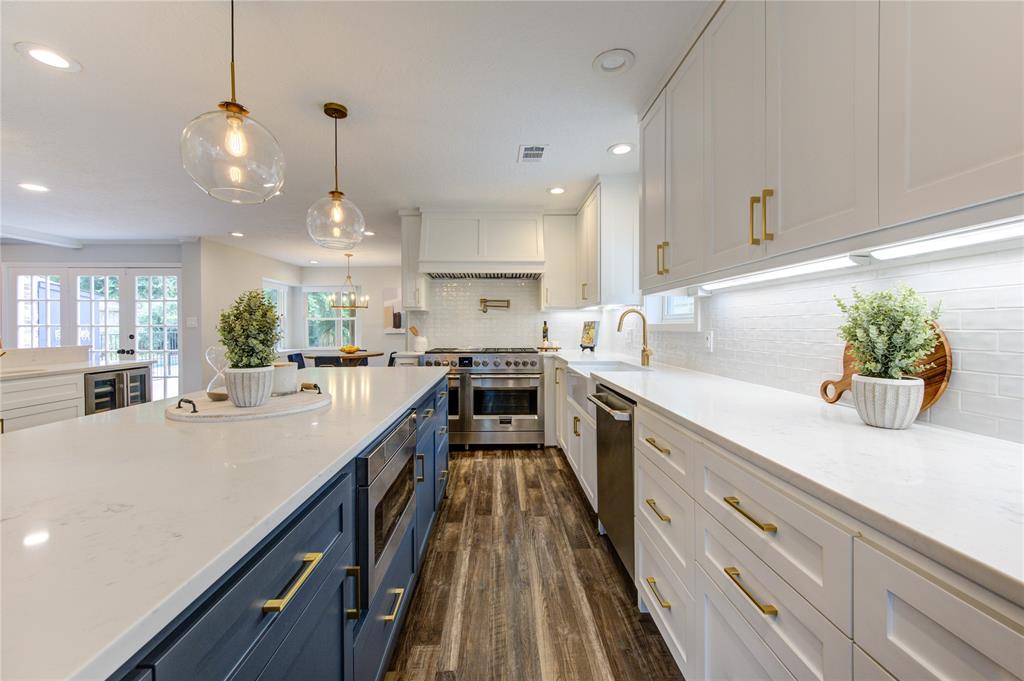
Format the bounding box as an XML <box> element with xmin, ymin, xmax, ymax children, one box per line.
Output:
<box><xmin>617</xmin><ymin>308</ymin><xmax>651</xmax><ymax>367</ymax></box>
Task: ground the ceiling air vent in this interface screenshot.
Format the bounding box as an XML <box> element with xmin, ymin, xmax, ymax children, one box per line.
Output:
<box><xmin>427</xmin><ymin>272</ymin><xmax>542</xmax><ymax>280</ymax></box>
<box><xmin>517</xmin><ymin>144</ymin><xmax>547</xmax><ymax>163</ymax></box>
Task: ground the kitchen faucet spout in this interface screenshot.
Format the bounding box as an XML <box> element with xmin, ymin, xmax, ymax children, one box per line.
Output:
<box><xmin>617</xmin><ymin>309</ymin><xmax>651</xmax><ymax>367</ymax></box>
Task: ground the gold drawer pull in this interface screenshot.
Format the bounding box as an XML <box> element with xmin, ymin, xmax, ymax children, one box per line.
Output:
<box><xmin>424</xmin><ymin>408</ymin><xmax>434</xmax><ymax>418</ymax></box>
<box><xmin>645</xmin><ymin>577</ymin><xmax>671</xmax><ymax>609</ymax></box>
<box><xmin>416</xmin><ymin>453</ymin><xmax>426</xmax><ymax>482</ymax></box>
<box><xmin>724</xmin><ymin>496</ymin><xmax>778</xmax><ymax>533</ymax></box>
<box><xmin>441</xmin><ymin>469</ymin><xmax>448</xmax><ymax>480</ymax></box>
<box><xmin>263</xmin><ymin>552</ymin><xmax>323</xmax><ymax>613</ymax></box>
<box><xmin>644</xmin><ymin>436</ymin><xmax>670</xmax><ymax>455</ymax></box>
<box><xmin>645</xmin><ymin>498</ymin><xmax>671</xmax><ymax>523</ymax></box>
<box><xmin>761</xmin><ymin>188</ymin><xmax>774</xmax><ymax>241</ymax></box>
<box><xmin>724</xmin><ymin>567</ymin><xmax>778</xmax><ymax>616</ymax></box>
<box><xmin>749</xmin><ymin>195</ymin><xmax>762</xmax><ymax>245</ymax></box>
<box><xmin>345</xmin><ymin>565</ymin><xmax>361</xmax><ymax>619</ymax></box>
<box><xmin>581</xmin><ymin>282</ymin><xmax>588</xmax><ymax>300</ymax></box>
<box><xmin>555</xmin><ymin>367</ymin><xmax>561</xmax><ymax>384</ymax></box>
<box><xmin>657</xmin><ymin>241</ymin><xmax>670</xmax><ymax>275</ymax></box>
<box><xmin>573</xmin><ymin>415</ymin><xmax>581</xmax><ymax>437</ymax></box>
<box><xmin>382</xmin><ymin>587</ymin><xmax>406</xmax><ymax>622</ymax></box>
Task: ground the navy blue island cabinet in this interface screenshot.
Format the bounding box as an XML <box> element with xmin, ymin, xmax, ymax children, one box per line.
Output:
<box><xmin>114</xmin><ymin>377</ymin><xmax>449</xmax><ymax>681</ymax></box>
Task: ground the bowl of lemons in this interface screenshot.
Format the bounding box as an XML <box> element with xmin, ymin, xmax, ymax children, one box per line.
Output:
<box><xmin>339</xmin><ymin>344</ymin><xmax>360</xmax><ymax>355</ymax></box>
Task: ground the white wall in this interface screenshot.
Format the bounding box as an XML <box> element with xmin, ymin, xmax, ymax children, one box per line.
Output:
<box><xmin>605</xmin><ymin>245</ymin><xmax>1024</xmax><ymax>443</ymax></box>
<box><xmin>299</xmin><ymin>266</ymin><xmax>405</xmax><ymax>366</ymax></box>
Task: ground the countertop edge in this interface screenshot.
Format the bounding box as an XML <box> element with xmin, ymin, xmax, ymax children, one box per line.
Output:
<box><xmin>0</xmin><ymin>359</ymin><xmax>157</xmax><ymax>381</ymax></box>
<box><xmin>71</xmin><ymin>368</ymin><xmax>446</xmax><ymax>681</ymax></box>
<box><xmin>590</xmin><ymin>369</ymin><xmax>1024</xmax><ymax>610</ymax></box>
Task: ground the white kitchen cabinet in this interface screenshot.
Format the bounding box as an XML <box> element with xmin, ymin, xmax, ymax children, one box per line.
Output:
<box><xmin>540</xmin><ymin>215</ymin><xmax>577</xmax><ymax>309</ymax></box>
<box><xmin>554</xmin><ymin>359</ymin><xmax>568</xmax><ymax>451</ymax></box>
<box><xmin>418</xmin><ymin>210</ymin><xmax>544</xmax><ymax>273</ymax></box>
<box><xmin>702</xmin><ymin>0</ymin><xmax>767</xmax><ymax>272</ymax></box>
<box><xmin>639</xmin><ymin>93</ymin><xmax>668</xmax><ymax>291</ymax></box>
<box><xmin>638</xmin><ymin>524</ymin><xmax>697</xmax><ymax>679</ymax></box>
<box><xmin>566</xmin><ymin>399</ymin><xmax>597</xmax><ymax>511</ymax></box>
<box><xmin>566</xmin><ymin>403</ymin><xmax>581</xmax><ymax>474</ymax></box>
<box><xmin>575</xmin><ymin>177</ymin><xmax>640</xmax><ymax>307</ymax></box>
<box><xmin>400</xmin><ymin>210</ymin><xmax>429</xmax><ymax>311</ymax></box>
<box><xmin>764</xmin><ymin>0</ymin><xmax>879</xmax><ymax>255</ymax></box>
<box><xmin>0</xmin><ymin>372</ymin><xmax>86</xmax><ymax>433</ymax></box>
<box><xmin>853</xmin><ymin>646</ymin><xmax>897</xmax><ymax>681</ymax></box>
<box><xmin>1</xmin><ymin>399</ymin><xmax>84</xmax><ymax>434</ymax></box>
<box><xmin>878</xmin><ymin>0</ymin><xmax>1024</xmax><ymax>228</ymax></box>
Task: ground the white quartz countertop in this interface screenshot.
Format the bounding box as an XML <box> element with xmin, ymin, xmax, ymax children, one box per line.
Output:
<box><xmin>0</xmin><ymin>366</ymin><xmax>447</xmax><ymax>681</ymax></box>
<box><xmin>0</xmin><ymin>357</ymin><xmax>155</xmax><ymax>380</ymax></box>
<box><xmin>589</xmin><ymin>365</ymin><xmax>1024</xmax><ymax>607</ymax></box>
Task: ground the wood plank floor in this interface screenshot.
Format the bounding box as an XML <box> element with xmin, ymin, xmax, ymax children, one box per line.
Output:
<box><xmin>385</xmin><ymin>447</ymin><xmax>684</xmax><ymax>681</ymax></box>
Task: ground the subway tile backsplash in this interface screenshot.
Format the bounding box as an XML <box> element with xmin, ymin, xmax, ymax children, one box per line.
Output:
<box><xmin>410</xmin><ymin>246</ymin><xmax>1024</xmax><ymax>443</ymax></box>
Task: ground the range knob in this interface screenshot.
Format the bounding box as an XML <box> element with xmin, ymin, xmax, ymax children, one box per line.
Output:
<box><xmin>530</xmin><ymin>360</ymin><xmax>538</xmax><ymax>367</ymax></box>
<box><xmin>513</xmin><ymin>360</ymin><xmax>521</xmax><ymax>367</ymax></box>
<box><xmin>473</xmin><ymin>360</ymin><xmax>480</xmax><ymax>367</ymax></box>
<box><xmin>482</xmin><ymin>360</ymin><xmax>489</xmax><ymax>367</ymax></box>
<box><xmin>436</xmin><ymin>360</ymin><xmax>444</xmax><ymax>367</ymax></box>
<box><xmin>505</xmin><ymin>360</ymin><xmax>513</xmax><ymax>367</ymax></box>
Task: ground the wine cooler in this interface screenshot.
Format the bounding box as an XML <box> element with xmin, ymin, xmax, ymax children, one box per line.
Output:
<box><xmin>84</xmin><ymin>367</ymin><xmax>152</xmax><ymax>415</ymax></box>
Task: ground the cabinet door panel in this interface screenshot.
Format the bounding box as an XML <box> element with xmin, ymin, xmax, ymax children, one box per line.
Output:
<box><xmin>640</xmin><ymin>93</ymin><xmax>668</xmax><ymax>290</ymax></box>
<box><xmin>415</xmin><ymin>427</ymin><xmax>435</xmax><ymax>566</ymax></box>
<box><xmin>703</xmin><ymin>0</ymin><xmax>766</xmax><ymax>271</ymax></box>
<box><xmin>879</xmin><ymin>1</ymin><xmax>1024</xmax><ymax>226</ymax></box>
<box><xmin>541</xmin><ymin>215</ymin><xmax>577</xmax><ymax>309</ymax></box>
<box><xmin>766</xmin><ymin>0</ymin><xmax>879</xmax><ymax>254</ymax></box>
<box><xmin>665</xmin><ymin>41</ymin><xmax>705</xmax><ymax>282</ymax></box>
<box><xmin>579</xmin><ymin>414</ymin><xmax>597</xmax><ymax>512</ymax></box>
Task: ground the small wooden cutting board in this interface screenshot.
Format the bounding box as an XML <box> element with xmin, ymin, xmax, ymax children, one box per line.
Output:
<box><xmin>819</xmin><ymin>326</ymin><xmax>952</xmax><ymax>413</ymax></box>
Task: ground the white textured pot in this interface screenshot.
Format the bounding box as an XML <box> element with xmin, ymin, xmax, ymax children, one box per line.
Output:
<box><xmin>272</xmin><ymin>362</ymin><xmax>299</xmax><ymax>396</ymax></box>
<box><xmin>852</xmin><ymin>374</ymin><xmax>924</xmax><ymax>430</ymax></box>
<box><xmin>224</xmin><ymin>366</ymin><xmax>274</xmax><ymax>408</ymax></box>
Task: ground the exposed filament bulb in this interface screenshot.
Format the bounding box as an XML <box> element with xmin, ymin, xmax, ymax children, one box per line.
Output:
<box><xmin>225</xmin><ymin>115</ymin><xmax>248</xmax><ymax>158</ymax></box>
<box><xmin>330</xmin><ymin>200</ymin><xmax>344</xmax><ymax>224</ymax></box>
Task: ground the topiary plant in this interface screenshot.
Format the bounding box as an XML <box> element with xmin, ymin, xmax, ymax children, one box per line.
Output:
<box><xmin>218</xmin><ymin>290</ymin><xmax>282</xmax><ymax>368</ymax></box>
<box><xmin>834</xmin><ymin>285</ymin><xmax>941</xmax><ymax>379</ymax></box>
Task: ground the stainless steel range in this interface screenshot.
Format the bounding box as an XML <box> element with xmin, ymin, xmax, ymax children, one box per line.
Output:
<box><xmin>420</xmin><ymin>348</ymin><xmax>543</xmax><ymax>446</ymax></box>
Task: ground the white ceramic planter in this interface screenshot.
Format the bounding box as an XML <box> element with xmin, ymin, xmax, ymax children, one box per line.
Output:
<box><xmin>224</xmin><ymin>366</ymin><xmax>274</xmax><ymax>408</ymax></box>
<box><xmin>272</xmin><ymin>362</ymin><xmax>299</xmax><ymax>396</ymax></box>
<box><xmin>852</xmin><ymin>374</ymin><xmax>924</xmax><ymax>430</ymax></box>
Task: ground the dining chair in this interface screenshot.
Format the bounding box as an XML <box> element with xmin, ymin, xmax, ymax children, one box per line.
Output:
<box><xmin>286</xmin><ymin>353</ymin><xmax>306</xmax><ymax>369</ymax></box>
<box><xmin>314</xmin><ymin>356</ymin><xmax>344</xmax><ymax>367</ymax></box>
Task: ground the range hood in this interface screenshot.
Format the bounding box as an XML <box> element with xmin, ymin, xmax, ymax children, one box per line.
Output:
<box><xmin>416</xmin><ymin>209</ymin><xmax>546</xmax><ymax>277</ymax></box>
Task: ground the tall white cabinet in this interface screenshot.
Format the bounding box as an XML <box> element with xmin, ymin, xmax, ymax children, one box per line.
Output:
<box><xmin>400</xmin><ymin>210</ymin><xmax>429</xmax><ymax>312</ymax></box>
<box><xmin>540</xmin><ymin>215</ymin><xmax>577</xmax><ymax>310</ymax></box>
<box><xmin>575</xmin><ymin>176</ymin><xmax>641</xmax><ymax>307</ymax></box>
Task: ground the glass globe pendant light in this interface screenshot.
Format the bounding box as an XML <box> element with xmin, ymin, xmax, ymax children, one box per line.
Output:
<box><xmin>331</xmin><ymin>254</ymin><xmax>370</xmax><ymax>310</ymax></box>
<box><xmin>180</xmin><ymin>0</ymin><xmax>284</xmax><ymax>204</ymax></box>
<box><xmin>307</xmin><ymin>102</ymin><xmax>366</xmax><ymax>250</ymax></box>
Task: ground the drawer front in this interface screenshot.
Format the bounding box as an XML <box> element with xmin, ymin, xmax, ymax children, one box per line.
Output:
<box><xmin>695</xmin><ymin>565</ymin><xmax>797</xmax><ymax>681</ymax></box>
<box><xmin>0</xmin><ymin>373</ymin><xmax>84</xmax><ymax>411</ymax></box>
<box><xmin>636</xmin><ymin>406</ymin><xmax>696</xmax><ymax>497</ymax></box>
<box><xmin>149</xmin><ymin>471</ymin><xmax>355</xmax><ymax>680</ymax></box>
<box><xmin>637</xmin><ymin>523</ymin><xmax>696</xmax><ymax>679</ymax></box>
<box><xmin>435</xmin><ymin>432</ymin><xmax>449</xmax><ymax>505</ymax></box>
<box><xmin>853</xmin><ymin>645</ymin><xmax>896</xmax><ymax>681</ymax></box>
<box><xmin>696</xmin><ymin>445</ymin><xmax>853</xmax><ymax>634</ymax></box>
<box><xmin>696</xmin><ymin>506</ymin><xmax>852</xmax><ymax>681</ymax></box>
<box><xmin>1</xmin><ymin>398</ymin><xmax>83</xmax><ymax>433</ymax></box>
<box><xmin>636</xmin><ymin>451</ymin><xmax>696</xmax><ymax>595</ymax></box>
<box><xmin>354</xmin><ymin>523</ymin><xmax>416</xmax><ymax>681</ymax></box>
<box><xmin>854</xmin><ymin>540</ymin><xmax>1024</xmax><ymax>681</ymax></box>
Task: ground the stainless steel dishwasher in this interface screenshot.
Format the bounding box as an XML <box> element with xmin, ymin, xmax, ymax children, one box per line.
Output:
<box><xmin>588</xmin><ymin>384</ymin><xmax>636</xmax><ymax>581</ymax></box>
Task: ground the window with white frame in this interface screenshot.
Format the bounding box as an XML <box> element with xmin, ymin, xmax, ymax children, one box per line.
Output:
<box><xmin>304</xmin><ymin>288</ymin><xmax>356</xmax><ymax>348</ymax></box>
<box><xmin>262</xmin><ymin>280</ymin><xmax>289</xmax><ymax>350</ymax></box>
<box><xmin>643</xmin><ymin>290</ymin><xmax>701</xmax><ymax>331</ymax></box>
<box><xmin>15</xmin><ymin>273</ymin><xmax>63</xmax><ymax>348</ymax></box>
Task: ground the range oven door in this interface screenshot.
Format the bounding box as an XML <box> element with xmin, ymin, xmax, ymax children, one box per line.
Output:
<box><xmin>359</xmin><ymin>431</ymin><xmax>416</xmax><ymax>605</ymax></box>
<box><xmin>468</xmin><ymin>373</ymin><xmax>543</xmax><ymax>433</ymax></box>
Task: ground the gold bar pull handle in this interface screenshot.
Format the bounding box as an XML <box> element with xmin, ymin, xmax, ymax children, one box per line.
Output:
<box><xmin>263</xmin><ymin>552</ymin><xmax>323</xmax><ymax>613</ymax></box>
<box><xmin>416</xmin><ymin>453</ymin><xmax>426</xmax><ymax>482</ymax></box>
<box><xmin>761</xmin><ymin>188</ymin><xmax>774</xmax><ymax>241</ymax></box>
<box><xmin>382</xmin><ymin>587</ymin><xmax>406</xmax><ymax>622</ymax></box>
<box><xmin>724</xmin><ymin>567</ymin><xmax>778</xmax><ymax>615</ymax></box>
<box><xmin>345</xmin><ymin>565</ymin><xmax>361</xmax><ymax>619</ymax></box>
<box><xmin>660</xmin><ymin>241</ymin><xmax>670</xmax><ymax>275</ymax></box>
<box><xmin>581</xmin><ymin>282</ymin><xmax>588</xmax><ymax>300</ymax></box>
<box><xmin>644</xmin><ymin>436</ymin><xmax>671</xmax><ymax>456</ymax></box>
<box><xmin>645</xmin><ymin>577</ymin><xmax>671</xmax><ymax>609</ymax></box>
<box><xmin>573</xmin><ymin>415</ymin><xmax>581</xmax><ymax>437</ymax></box>
<box><xmin>554</xmin><ymin>367</ymin><xmax>561</xmax><ymax>385</ymax></box>
<box><xmin>749</xmin><ymin>195</ymin><xmax>762</xmax><ymax>245</ymax></box>
<box><xmin>655</xmin><ymin>243</ymin><xmax>664</xmax><ymax>275</ymax></box>
<box><xmin>645</xmin><ymin>498</ymin><xmax>671</xmax><ymax>523</ymax></box>
<box><xmin>724</xmin><ymin>496</ymin><xmax>778</xmax><ymax>533</ymax></box>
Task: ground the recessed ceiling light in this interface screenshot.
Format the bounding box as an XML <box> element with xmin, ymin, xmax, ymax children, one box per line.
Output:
<box><xmin>230</xmin><ymin>231</ymin><xmax>244</xmax><ymax>237</ymax></box>
<box><xmin>14</xmin><ymin>42</ymin><xmax>82</xmax><ymax>72</ymax></box>
<box><xmin>593</xmin><ymin>49</ymin><xmax>635</xmax><ymax>75</ymax></box>
<box><xmin>309</xmin><ymin>260</ymin><xmax>319</xmax><ymax>264</ymax></box>
<box><xmin>363</xmin><ymin>231</ymin><xmax>375</xmax><ymax>236</ymax></box>
<box><xmin>18</xmin><ymin>183</ymin><xmax>49</xmax><ymax>192</ymax></box>
<box><xmin>22</xmin><ymin>530</ymin><xmax>50</xmax><ymax>547</ymax></box>
<box><xmin>608</xmin><ymin>143</ymin><xmax>633</xmax><ymax>155</ymax></box>
<box><xmin>548</xmin><ymin>187</ymin><xmax>566</xmax><ymax>195</ymax></box>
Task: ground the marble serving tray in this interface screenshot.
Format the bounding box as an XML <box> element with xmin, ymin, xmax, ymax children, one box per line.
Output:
<box><xmin>165</xmin><ymin>388</ymin><xmax>331</xmax><ymax>422</ymax></box>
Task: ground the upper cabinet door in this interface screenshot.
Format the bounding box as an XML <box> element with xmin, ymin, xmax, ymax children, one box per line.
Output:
<box><xmin>879</xmin><ymin>1</ymin><xmax>1024</xmax><ymax>227</ymax></box>
<box><xmin>640</xmin><ymin>93</ymin><xmax>668</xmax><ymax>291</ymax></box>
<box><xmin>576</xmin><ymin>188</ymin><xmax>600</xmax><ymax>306</ymax></box>
<box><xmin>541</xmin><ymin>214</ymin><xmax>577</xmax><ymax>309</ymax></box>
<box><xmin>765</xmin><ymin>0</ymin><xmax>879</xmax><ymax>255</ymax></box>
<box><xmin>665</xmin><ymin>41</ymin><xmax>705</xmax><ymax>282</ymax></box>
<box><xmin>703</xmin><ymin>0</ymin><xmax>767</xmax><ymax>272</ymax></box>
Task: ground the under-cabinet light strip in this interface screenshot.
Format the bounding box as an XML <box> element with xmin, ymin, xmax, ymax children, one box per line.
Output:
<box><xmin>700</xmin><ymin>255</ymin><xmax>862</xmax><ymax>291</ymax></box>
<box><xmin>869</xmin><ymin>216</ymin><xmax>1024</xmax><ymax>261</ymax></box>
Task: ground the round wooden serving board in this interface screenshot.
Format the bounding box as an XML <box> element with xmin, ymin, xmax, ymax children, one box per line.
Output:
<box><xmin>819</xmin><ymin>326</ymin><xmax>952</xmax><ymax>413</ymax></box>
<box><xmin>165</xmin><ymin>389</ymin><xmax>331</xmax><ymax>422</ymax></box>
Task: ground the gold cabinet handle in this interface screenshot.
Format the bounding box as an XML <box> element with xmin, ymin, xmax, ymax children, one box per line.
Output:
<box><xmin>382</xmin><ymin>587</ymin><xmax>406</xmax><ymax>622</ymax></box>
<box><xmin>581</xmin><ymin>282</ymin><xmax>587</xmax><ymax>300</ymax></box>
<box><xmin>0</xmin><ymin>417</ymin><xmax>4</xmax><ymax>434</ymax></box>
<box><xmin>263</xmin><ymin>552</ymin><xmax>323</xmax><ymax>613</ymax></box>
<box><xmin>424</xmin><ymin>408</ymin><xmax>434</xmax><ymax>418</ymax></box>
<box><xmin>645</xmin><ymin>498</ymin><xmax>671</xmax><ymax>523</ymax></box>
<box><xmin>645</xmin><ymin>577</ymin><xmax>671</xmax><ymax>609</ymax></box>
<box><xmin>416</xmin><ymin>453</ymin><xmax>426</xmax><ymax>482</ymax></box>
<box><xmin>345</xmin><ymin>565</ymin><xmax>361</xmax><ymax>619</ymax></box>
<box><xmin>657</xmin><ymin>241</ymin><xmax>670</xmax><ymax>275</ymax></box>
<box><xmin>440</xmin><ymin>425</ymin><xmax>448</xmax><ymax>434</ymax></box>
<box><xmin>724</xmin><ymin>496</ymin><xmax>778</xmax><ymax>533</ymax></box>
<box><xmin>761</xmin><ymin>188</ymin><xmax>774</xmax><ymax>241</ymax></box>
<box><xmin>644</xmin><ymin>436</ymin><xmax>670</xmax><ymax>455</ymax></box>
<box><xmin>724</xmin><ymin>567</ymin><xmax>778</xmax><ymax>616</ymax></box>
<box><xmin>573</xmin><ymin>415</ymin><xmax>580</xmax><ymax>437</ymax></box>
<box><xmin>554</xmin><ymin>367</ymin><xmax>561</xmax><ymax>384</ymax></box>
<box><xmin>749</xmin><ymin>195</ymin><xmax>762</xmax><ymax>245</ymax></box>
<box><xmin>655</xmin><ymin>243</ymin><xmax>664</xmax><ymax>275</ymax></box>
<box><xmin>441</xmin><ymin>469</ymin><xmax>448</xmax><ymax>480</ymax></box>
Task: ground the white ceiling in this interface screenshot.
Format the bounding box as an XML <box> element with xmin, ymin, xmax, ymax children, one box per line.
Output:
<box><xmin>1</xmin><ymin>1</ymin><xmax>709</xmax><ymax>266</ymax></box>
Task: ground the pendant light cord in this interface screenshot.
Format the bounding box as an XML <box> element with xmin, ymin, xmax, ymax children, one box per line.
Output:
<box><xmin>229</xmin><ymin>0</ymin><xmax>237</xmax><ymax>103</ymax></box>
<box><xmin>334</xmin><ymin>117</ymin><xmax>340</xmax><ymax>193</ymax></box>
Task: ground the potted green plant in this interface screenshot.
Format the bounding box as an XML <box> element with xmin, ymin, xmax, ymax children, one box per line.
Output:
<box><xmin>218</xmin><ymin>290</ymin><xmax>282</xmax><ymax>408</ymax></box>
<box><xmin>834</xmin><ymin>285</ymin><xmax>941</xmax><ymax>429</ymax></box>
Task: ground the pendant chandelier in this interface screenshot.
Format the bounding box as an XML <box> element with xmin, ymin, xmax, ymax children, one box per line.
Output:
<box><xmin>180</xmin><ymin>0</ymin><xmax>285</xmax><ymax>204</ymax></box>
<box><xmin>332</xmin><ymin>254</ymin><xmax>369</xmax><ymax>310</ymax></box>
<box><xmin>307</xmin><ymin>102</ymin><xmax>366</xmax><ymax>250</ymax></box>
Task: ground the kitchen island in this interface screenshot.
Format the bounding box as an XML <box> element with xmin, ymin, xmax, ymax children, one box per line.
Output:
<box><xmin>1</xmin><ymin>366</ymin><xmax>447</xmax><ymax>681</ymax></box>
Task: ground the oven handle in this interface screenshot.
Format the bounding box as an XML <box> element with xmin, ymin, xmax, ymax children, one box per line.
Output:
<box><xmin>587</xmin><ymin>393</ymin><xmax>633</xmax><ymax>421</ymax></box>
<box><xmin>469</xmin><ymin>373</ymin><xmax>543</xmax><ymax>380</ymax></box>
